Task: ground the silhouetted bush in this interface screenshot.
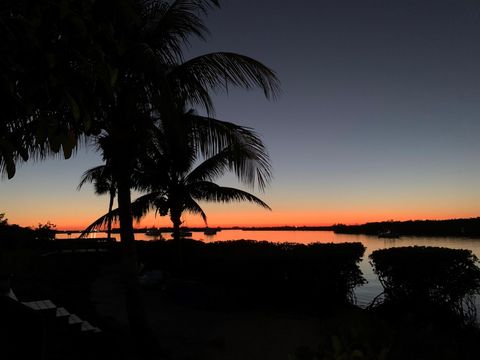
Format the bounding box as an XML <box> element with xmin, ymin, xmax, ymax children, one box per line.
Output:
<box><xmin>294</xmin><ymin>309</ymin><xmax>392</xmax><ymax>360</ymax></box>
<box><xmin>138</xmin><ymin>240</ymin><xmax>366</xmax><ymax>310</ymax></box>
<box><xmin>370</xmin><ymin>246</ymin><xmax>480</xmax><ymax>324</ymax></box>
<box><xmin>33</xmin><ymin>222</ymin><xmax>56</xmax><ymax>241</ymax></box>
<box><xmin>293</xmin><ymin>307</ymin><xmax>480</xmax><ymax>360</ymax></box>
<box><xmin>0</xmin><ymin>223</ymin><xmax>36</xmax><ymax>246</ymax></box>
<box><xmin>0</xmin><ymin>214</ymin><xmax>56</xmax><ymax>248</ymax></box>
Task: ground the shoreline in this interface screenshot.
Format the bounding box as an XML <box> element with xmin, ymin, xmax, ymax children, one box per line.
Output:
<box><xmin>55</xmin><ymin>217</ymin><xmax>480</xmax><ymax>238</ymax></box>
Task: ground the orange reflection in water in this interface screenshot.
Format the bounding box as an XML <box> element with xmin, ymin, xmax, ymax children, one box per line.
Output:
<box><xmin>201</xmin><ymin>230</ymin><xmax>338</xmax><ymax>244</ymax></box>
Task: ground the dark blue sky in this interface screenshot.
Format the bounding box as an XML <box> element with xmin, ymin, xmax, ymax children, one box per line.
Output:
<box><xmin>2</xmin><ymin>0</ymin><xmax>480</xmax><ymax>228</ymax></box>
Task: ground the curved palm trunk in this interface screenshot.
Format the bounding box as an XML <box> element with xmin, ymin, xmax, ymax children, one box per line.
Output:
<box><xmin>106</xmin><ymin>187</ymin><xmax>115</xmax><ymax>241</ymax></box>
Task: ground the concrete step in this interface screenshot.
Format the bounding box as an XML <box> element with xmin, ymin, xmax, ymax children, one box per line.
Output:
<box><xmin>21</xmin><ymin>299</ymin><xmax>102</xmax><ymax>334</ymax></box>
<box><xmin>68</xmin><ymin>314</ymin><xmax>83</xmax><ymax>332</ymax></box>
<box><xmin>22</xmin><ymin>300</ymin><xmax>57</xmax><ymax>317</ymax></box>
<box><xmin>81</xmin><ymin>321</ymin><xmax>102</xmax><ymax>333</ymax></box>
<box><xmin>55</xmin><ymin>306</ymin><xmax>70</xmax><ymax>327</ymax></box>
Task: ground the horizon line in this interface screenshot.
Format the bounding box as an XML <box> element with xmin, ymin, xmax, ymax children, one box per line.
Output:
<box><xmin>54</xmin><ymin>216</ymin><xmax>480</xmax><ymax>232</ymax></box>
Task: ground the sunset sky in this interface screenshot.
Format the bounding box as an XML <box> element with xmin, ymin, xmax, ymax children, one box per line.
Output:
<box><xmin>2</xmin><ymin>0</ymin><xmax>480</xmax><ymax>230</ymax></box>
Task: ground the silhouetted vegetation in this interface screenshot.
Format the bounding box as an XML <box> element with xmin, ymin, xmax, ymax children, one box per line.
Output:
<box><xmin>78</xmin><ymin>165</ymin><xmax>117</xmax><ymax>241</ymax></box>
<box><xmin>291</xmin><ymin>246</ymin><xmax>480</xmax><ymax>359</ymax></box>
<box><xmin>292</xmin><ymin>247</ymin><xmax>480</xmax><ymax>360</ymax></box>
<box><xmin>294</xmin><ymin>310</ymin><xmax>392</xmax><ymax>360</ymax></box>
<box><xmin>137</xmin><ymin>240</ymin><xmax>366</xmax><ymax>310</ymax></box>
<box><xmin>293</xmin><ymin>307</ymin><xmax>480</xmax><ymax>360</ymax></box>
<box><xmin>3</xmin><ymin>226</ymin><xmax>480</xmax><ymax>359</ymax></box>
<box><xmin>333</xmin><ymin>217</ymin><xmax>480</xmax><ymax>237</ymax></box>
<box><xmin>0</xmin><ymin>213</ymin><xmax>56</xmax><ymax>247</ymax></box>
<box><xmin>370</xmin><ymin>246</ymin><xmax>480</xmax><ymax>325</ymax></box>
<box><xmin>0</xmin><ymin>217</ymin><xmax>36</xmax><ymax>247</ymax></box>
<box><xmin>80</xmin><ymin>111</ymin><xmax>272</xmax><ymax>242</ymax></box>
<box><xmin>1</xmin><ymin>0</ymin><xmax>280</xmax><ymax>346</ymax></box>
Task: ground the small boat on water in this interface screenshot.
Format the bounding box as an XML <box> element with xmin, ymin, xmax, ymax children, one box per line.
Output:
<box><xmin>378</xmin><ymin>231</ymin><xmax>400</xmax><ymax>238</ymax></box>
<box><xmin>171</xmin><ymin>230</ymin><xmax>193</xmax><ymax>238</ymax></box>
<box><xmin>145</xmin><ymin>228</ymin><xmax>162</xmax><ymax>236</ymax></box>
<box><xmin>203</xmin><ymin>228</ymin><xmax>218</xmax><ymax>235</ymax></box>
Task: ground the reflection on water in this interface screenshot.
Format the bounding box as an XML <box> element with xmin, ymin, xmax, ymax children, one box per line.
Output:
<box><xmin>56</xmin><ymin>230</ymin><xmax>480</xmax><ymax>307</ymax></box>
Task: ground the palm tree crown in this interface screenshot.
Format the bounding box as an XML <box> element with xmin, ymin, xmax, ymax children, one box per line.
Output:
<box><xmin>83</xmin><ymin>107</ymin><xmax>272</xmax><ymax>240</ymax></box>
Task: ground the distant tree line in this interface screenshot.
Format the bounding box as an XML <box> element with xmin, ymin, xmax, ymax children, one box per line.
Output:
<box><xmin>333</xmin><ymin>217</ymin><xmax>480</xmax><ymax>237</ymax></box>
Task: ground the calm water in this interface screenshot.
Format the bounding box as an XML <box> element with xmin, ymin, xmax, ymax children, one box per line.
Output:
<box><xmin>57</xmin><ymin>230</ymin><xmax>480</xmax><ymax>307</ymax></box>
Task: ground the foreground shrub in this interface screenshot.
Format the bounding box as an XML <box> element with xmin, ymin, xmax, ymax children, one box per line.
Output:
<box><xmin>370</xmin><ymin>246</ymin><xmax>480</xmax><ymax>324</ymax></box>
<box><xmin>138</xmin><ymin>240</ymin><xmax>366</xmax><ymax>310</ymax></box>
<box><xmin>0</xmin><ymin>215</ymin><xmax>56</xmax><ymax>248</ymax></box>
<box><xmin>294</xmin><ymin>309</ymin><xmax>392</xmax><ymax>360</ymax></box>
<box><xmin>292</xmin><ymin>307</ymin><xmax>480</xmax><ymax>360</ymax></box>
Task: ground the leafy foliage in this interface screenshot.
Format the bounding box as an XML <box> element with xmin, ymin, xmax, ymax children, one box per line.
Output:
<box><xmin>292</xmin><ymin>305</ymin><xmax>480</xmax><ymax>360</ymax></box>
<box><xmin>0</xmin><ymin>0</ymin><xmax>112</xmax><ymax>178</ymax></box>
<box><xmin>370</xmin><ymin>246</ymin><xmax>480</xmax><ymax>323</ymax></box>
<box><xmin>0</xmin><ymin>212</ymin><xmax>33</xmax><ymax>245</ymax></box>
<box><xmin>34</xmin><ymin>222</ymin><xmax>56</xmax><ymax>241</ymax></box>
<box><xmin>294</xmin><ymin>310</ymin><xmax>392</xmax><ymax>360</ymax></box>
<box><xmin>0</xmin><ymin>213</ymin><xmax>7</xmax><ymax>227</ymax></box>
<box><xmin>0</xmin><ymin>215</ymin><xmax>56</xmax><ymax>245</ymax></box>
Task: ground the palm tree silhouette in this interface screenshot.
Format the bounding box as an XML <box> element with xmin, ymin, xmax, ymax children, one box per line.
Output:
<box><xmin>87</xmin><ymin>1</ymin><xmax>279</xmax><ymax>341</ymax></box>
<box><xmin>4</xmin><ymin>0</ymin><xmax>280</xmax><ymax>345</ymax></box>
<box><xmin>139</xmin><ymin>149</ymin><xmax>271</xmax><ymax>243</ymax></box>
<box><xmin>83</xmin><ymin>108</ymin><xmax>272</xmax><ymax>242</ymax></box>
<box><xmin>78</xmin><ymin>164</ymin><xmax>117</xmax><ymax>241</ymax></box>
<box><xmin>141</xmin><ymin>107</ymin><xmax>272</xmax><ymax>242</ymax></box>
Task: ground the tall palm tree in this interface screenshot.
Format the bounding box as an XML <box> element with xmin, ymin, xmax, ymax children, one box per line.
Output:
<box><xmin>4</xmin><ymin>0</ymin><xmax>280</xmax><ymax>346</ymax></box>
<box><xmin>83</xmin><ymin>114</ymin><xmax>272</xmax><ymax>242</ymax></box>
<box><xmin>140</xmin><ymin>106</ymin><xmax>273</xmax><ymax>242</ymax></box>
<box><xmin>139</xmin><ymin>146</ymin><xmax>272</xmax><ymax>243</ymax></box>
<box><xmin>95</xmin><ymin>0</ymin><xmax>278</xmax><ymax>248</ymax></box>
<box><xmin>88</xmin><ymin>0</ymin><xmax>279</xmax><ymax>342</ymax></box>
<box><xmin>78</xmin><ymin>164</ymin><xmax>117</xmax><ymax>241</ymax></box>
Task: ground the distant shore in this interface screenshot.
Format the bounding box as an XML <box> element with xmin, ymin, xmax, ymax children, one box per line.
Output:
<box><xmin>333</xmin><ymin>217</ymin><xmax>480</xmax><ymax>238</ymax></box>
<box><xmin>56</xmin><ymin>217</ymin><xmax>480</xmax><ymax>237</ymax></box>
<box><xmin>56</xmin><ymin>225</ymin><xmax>334</xmax><ymax>234</ymax></box>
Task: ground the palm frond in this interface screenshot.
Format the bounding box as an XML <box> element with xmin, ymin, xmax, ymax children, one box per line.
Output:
<box><xmin>170</xmin><ymin>52</ymin><xmax>280</xmax><ymax>110</ymax></box>
<box><xmin>79</xmin><ymin>209</ymin><xmax>120</xmax><ymax>238</ymax></box>
<box><xmin>225</xmin><ymin>141</ymin><xmax>273</xmax><ymax>191</ymax></box>
<box><xmin>186</xmin><ymin>147</ymin><xmax>232</xmax><ymax>183</ymax></box>
<box><xmin>183</xmin><ymin>196</ymin><xmax>207</xmax><ymax>224</ymax></box>
<box><xmin>141</xmin><ymin>0</ymin><xmax>220</xmax><ymax>64</ymax></box>
<box><xmin>77</xmin><ymin>165</ymin><xmax>109</xmax><ymax>190</ymax></box>
<box><xmin>131</xmin><ymin>192</ymin><xmax>163</xmax><ymax>218</ymax></box>
<box><xmin>79</xmin><ymin>191</ymin><xmax>161</xmax><ymax>237</ymax></box>
<box><xmin>187</xmin><ymin>114</ymin><xmax>261</xmax><ymax>155</ymax></box>
<box><xmin>190</xmin><ymin>181</ymin><xmax>271</xmax><ymax>210</ymax></box>
<box><xmin>187</xmin><ymin>115</ymin><xmax>273</xmax><ymax>189</ymax></box>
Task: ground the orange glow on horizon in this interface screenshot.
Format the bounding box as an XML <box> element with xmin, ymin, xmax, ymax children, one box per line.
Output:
<box><xmin>10</xmin><ymin>208</ymin><xmax>480</xmax><ymax>231</ymax></box>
